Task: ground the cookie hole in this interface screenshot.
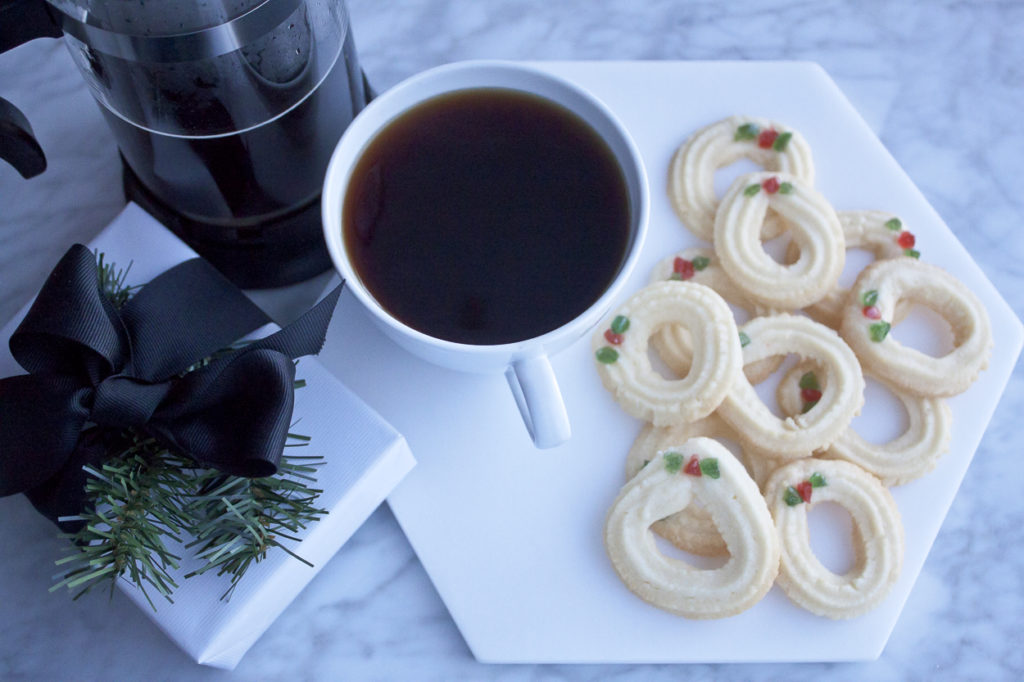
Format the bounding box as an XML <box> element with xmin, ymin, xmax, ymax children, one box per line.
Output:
<box><xmin>727</xmin><ymin>301</ymin><xmax>753</xmax><ymax>325</ymax></box>
<box><xmin>761</xmin><ymin>231</ymin><xmax>795</xmax><ymax>266</ymax></box>
<box><xmin>768</xmin><ymin>359</ymin><xmax>824</xmax><ymax>418</ymax></box>
<box><xmin>889</xmin><ymin>303</ymin><xmax>956</xmax><ymax>357</ymax></box>
<box><xmin>745</xmin><ymin>353</ymin><xmax>785</xmax><ymax>387</ymax></box>
<box><xmin>756</xmin><ymin>353</ymin><xmax>804</xmax><ymax>418</ymax></box>
<box><xmin>849</xmin><ymin>376</ymin><xmax>909</xmax><ymax>445</ymax></box>
<box><xmin>838</xmin><ymin>248</ymin><xmax>876</xmax><ymax>288</ymax></box>
<box><xmin>714</xmin><ymin>157</ymin><xmax>762</xmax><ymax>198</ymax></box>
<box><xmin>648</xmin><ymin>335</ymin><xmax>684</xmax><ymax>380</ymax></box>
<box><xmin>651</xmin><ymin>531</ymin><xmax>729</xmax><ymax>569</ymax></box>
<box><xmin>807</xmin><ymin>501</ymin><xmax>857</xmax><ymax>576</ymax></box>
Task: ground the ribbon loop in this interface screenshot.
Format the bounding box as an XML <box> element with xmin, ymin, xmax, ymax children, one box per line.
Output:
<box><xmin>119</xmin><ymin>257</ymin><xmax>270</xmax><ymax>381</ymax></box>
<box><xmin>0</xmin><ymin>243</ymin><xmax>343</xmax><ymax>527</ymax></box>
<box><xmin>8</xmin><ymin>245</ymin><xmax>129</xmax><ymax>381</ymax></box>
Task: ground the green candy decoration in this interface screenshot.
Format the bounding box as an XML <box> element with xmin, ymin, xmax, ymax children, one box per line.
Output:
<box><xmin>783</xmin><ymin>486</ymin><xmax>802</xmax><ymax>507</ymax></box>
<box><xmin>869</xmin><ymin>321</ymin><xmax>891</xmax><ymax>342</ymax></box>
<box><xmin>772</xmin><ymin>131</ymin><xmax>793</xmax><ymax>151</ymax></box>
<box><xmin>611</xmin><ymin>315</ymin><xmax>630</xmax><ymax>334</ymax></box>
<box><xmin>699</xmin><ymin>458</ymin><xmax>721</xmax><ymax>479</ymax></box>
<box><xmin>596</xmin><ymin>347</ymin><xmax>619</xmax><ymax>364</ymax></box>
<box><xmin>743</xmin><ymin>184</ymin><xmax>761</xmax><ymax>197</ymax></box>
<box><xmin>734</xmin><ymin>123</ymin><xmax>759</xmax><ymax>141</ymax></box>
<box><xmin>663</xmin><ymin>452</ymin><xmax>684</xmax><ymax>473</ymax></box>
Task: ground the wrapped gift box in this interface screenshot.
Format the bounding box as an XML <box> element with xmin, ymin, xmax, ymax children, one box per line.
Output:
<box><xmin>0</xmin><ymin>203</ymin><xmax>415</xmax><ymax>669</ymax></box>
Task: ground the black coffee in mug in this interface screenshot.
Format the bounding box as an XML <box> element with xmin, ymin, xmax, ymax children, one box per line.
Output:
<box><xmin>343</xmin><ymin>88</ymin><xmax>631</xmax><ymax>345</ymax></box>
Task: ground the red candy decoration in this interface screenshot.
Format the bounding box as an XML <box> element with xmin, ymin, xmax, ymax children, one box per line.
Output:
<box><xmin>897</xmin><ymin>231</ymin><xmax>916</xmax><ymax>249</ymax></box>
<box><xmin>673</xmin><ymin>256</ymin><xmax>695</xmax><ymax>280</ymax></box>
<box><xmin>801</xmin><ymin>388</ymin><xmax>822</xmax><ymax>403</ymax></box>
<box><xmin>797</xmin><ymin>480</ymin><xmax>813</xmax><ymax>504</ymax></box>
<box><xmin>762</xmin><ymin>176</ymin><xmax>780</xmax><ymax>194</ymax></box>
<box><xmin>862</xmin><ymin>305</ymin><xmax>881</xmax><ymax>319</ymax></box>
<box><xmin>758</xmin><ymin>128</ymin><xmax>779</xmax><ymax>149</ymax></box>
<box><xmin>604</xmin><ymin>329</ymin><xmax>623</xmax><ymax>345</ymax></box>
<box><xmin>684</xmin><ymin>455</ymin><xmax>702</xmax><ymax>477</ymax></box>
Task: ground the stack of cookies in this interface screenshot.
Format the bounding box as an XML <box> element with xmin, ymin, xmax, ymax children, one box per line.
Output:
<box><xmin>593</xmin><ymin>116</ymin><xmax>993</xmax><ymax>620</ymax></box>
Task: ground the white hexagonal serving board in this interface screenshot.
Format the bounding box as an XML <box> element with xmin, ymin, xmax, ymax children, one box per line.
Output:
<box><xmin>317</xmin><ymin>61</ymin><xmax>1023</xmax><ymax>662</ymax></box>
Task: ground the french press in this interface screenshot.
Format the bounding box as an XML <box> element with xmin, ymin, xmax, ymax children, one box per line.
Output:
<box><xmin>0</xmin><ymin>0</ymin><xmax>369</xmax><ymax>287</ymax></box>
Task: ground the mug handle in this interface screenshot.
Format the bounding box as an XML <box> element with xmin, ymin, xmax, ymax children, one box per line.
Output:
<box><xmin>506</xmin><ymin>354</ymin><xmax>571</xmax><ymax>449</ymax></box>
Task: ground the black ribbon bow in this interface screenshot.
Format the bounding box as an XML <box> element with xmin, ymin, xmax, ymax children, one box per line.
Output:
<box><xmin>0</xmin><ymin>244</ymin><xmax>342</xmax><ymax>528</ymax></box>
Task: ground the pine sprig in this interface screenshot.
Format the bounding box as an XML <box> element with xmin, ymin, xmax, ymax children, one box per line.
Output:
<box><xmin>52</xmin><ymin>435</ymin><xmax>195</xmax><ymax>608</ymax></box>
<box><xmin>183</xmin><ymin>451</ymin><xmax>327</xmax><ymax>600</ymax></box>
<box><xmin>95</xmin><ymin>251</ymin><xmax>139</xmax><ymax>309</ymax></box>
<box><xmin>50</xmin><ymin>253</ymin><xmax>327</xmax><ymax>605</ymax></box>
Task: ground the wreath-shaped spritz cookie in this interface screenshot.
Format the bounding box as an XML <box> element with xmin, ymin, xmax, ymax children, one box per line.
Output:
<box><xmin>625</xmin><ymin>415</ymin><xmax>781</xmax><ymax>558</ymax></box>
<box><xmin>648</xmin><ymin>247</ymin><xmax>782</xmax><ymax>384</ymax></box>
<box><xmin>717</xmin><ymin>314</ymin><xmax>865</xmax><ymax>459</ymax></box>
<box><xmin>775</xmin><ymin>361</ymin><xmax>952</xmax><ymax>486</ymax></box>
<box><xmin>668</xmin><ymin>116</ymin><xmax>815</xmax><ymax>241</ymax></box>
<box><xmin>786</xmin><ymin>211</ymin><xmax>921</xmax><ymax>328</ymax></box>
<box><xmin>714</xmin><ymin>171</ymin><xmax>845</xmax><ymax>310</ymax></box>
<box><xmin>592</xmin><ymin>281</ymin><xmax>742</xmax><ymax>425</ymax></box>
<box><xmin>605</xmin><ymin>437</ymin><xmax>780</xmax><ymax>619</ymax></box>
<box><xmin>839</xmin><ymin>259</ymin><xmax>992</xmax><ymax>397</ymax></box>
<box><xmin>764</xmin><ymin>459</ymin><xmax>904</xmax><ymax>619</ymax></box>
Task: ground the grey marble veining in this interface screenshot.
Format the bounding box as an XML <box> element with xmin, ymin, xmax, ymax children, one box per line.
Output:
<box><xmin>1</xmin><ymin>0</ymin><xmax>1023</xmax><ymax>679</ymax></box>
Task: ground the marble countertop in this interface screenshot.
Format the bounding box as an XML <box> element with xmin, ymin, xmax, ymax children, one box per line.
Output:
<box><xmin>1</xmin><ymin>0</ymin><xmax>1022</xmax><ymax>679</ymax></box>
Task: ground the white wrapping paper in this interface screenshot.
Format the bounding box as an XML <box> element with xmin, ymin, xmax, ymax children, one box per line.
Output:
<box><xmin>0</xmin><ymin>204</ymin><xmax>415</xmax><ymax>669</ymax></box>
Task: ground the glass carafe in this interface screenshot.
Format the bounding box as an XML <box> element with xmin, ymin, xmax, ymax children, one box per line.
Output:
<box><xmin>0</xmin><ymin>0</ymin><xmax>368</xmax><ymax>286</ymax></box>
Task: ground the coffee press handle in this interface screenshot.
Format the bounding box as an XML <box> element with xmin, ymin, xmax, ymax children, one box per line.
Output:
<box><xmin>508</xmin><ymin>355</ymin><xmax>571</xmax><ymax>449</ymax></box>
<box><xmin>0</xmin><ymin>96</ymin><xmax>47</xmax><ymax>178</ymax></box>
<box><xmin>0</xmin><ymin>0</ymin><xmax>62</xmax><ymax>178</ymax></box>
<box><xmin>1</xmin><ymin>0</ymin><xmax>62</xmax><ymax>52</ymax></box>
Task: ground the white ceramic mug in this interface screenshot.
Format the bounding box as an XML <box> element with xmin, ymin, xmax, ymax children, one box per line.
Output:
<box><xmin>322</xmin><ymin>60</ymin><xmax>649</xmax><ymax>448</ymax></box>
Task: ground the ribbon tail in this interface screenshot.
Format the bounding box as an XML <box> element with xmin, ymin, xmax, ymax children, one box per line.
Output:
<box><xmin>0</xmin><ymin>374</ymin><xmax>91</xmax><ymax>496</ymax></box>
<box><xmin>25</xmin><ymin>428</ymin><xmax>127</xmax><ymax>532</ymax></box>
<box><xmin>247</xmin><ymin>283</ymin><xmax>343</xmax><ymax>359</ymax></box>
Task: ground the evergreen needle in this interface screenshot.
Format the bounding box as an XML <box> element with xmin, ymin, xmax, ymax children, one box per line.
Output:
<box><xmin>66</xmin><ymin>564</ymin><xmax>118</xmax><ymax>588</ymax></box>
